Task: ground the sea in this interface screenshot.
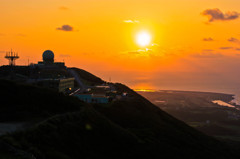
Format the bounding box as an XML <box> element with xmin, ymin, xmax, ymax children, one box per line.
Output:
<box><xmin>132</xmin><ymin>83</ymin><xmax>240</xmax><ymax>106</ymax></box>
<box><xmin>101</xmin><ymin>70</ymin><xmax>240</xmax><ymax>105</ymax></box>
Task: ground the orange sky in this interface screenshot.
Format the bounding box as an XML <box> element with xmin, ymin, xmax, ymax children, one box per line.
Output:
<box><xmin>1</xmin><ymin>0</ymin><xmax>240</xmax><ymax>91</ymax></box>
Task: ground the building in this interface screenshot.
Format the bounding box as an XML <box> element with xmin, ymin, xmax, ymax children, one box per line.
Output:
<box><xmin>31</xmin><ymin>77</ymin><xmax>75</xmax><ymax>93</ymax></box>
<box><xmin>1</xmin><ymin>49</ymin><xmax>76</xmax><ymax>93</ymax></box>
<box><xmin>34</xmin><ymin>50</ymin><xmax>65</xmax><ymax>69</ymax></box>
<box><xmin>30</xmin><ymin>50</ymin><xmax>75</xmax><ymax>93</ymax></box>
<box><xmin>74</xmin><ymin>94</ymin><xmax>109</xmax><ymax>103</ymax></box>
<box><xmin>58</xmin><ymin>78</ymin><xmax>75</xmax><ymax>92</ymax></box>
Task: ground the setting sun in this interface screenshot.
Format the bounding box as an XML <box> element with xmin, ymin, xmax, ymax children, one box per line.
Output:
<box><xmin>136</xmin><ymin>31</ymin><xmax>151</xmax><ymax>47</ymax></box>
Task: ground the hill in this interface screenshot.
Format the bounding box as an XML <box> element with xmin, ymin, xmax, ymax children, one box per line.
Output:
<box><xmin>69</xmin><ymin>67</ymin><xmax>104</xmax><ymax>86</ymax></box>
<box><xmin>0</xmin><ymin>73</ymin><xmax>240</xmax><ymax>158</ymax></box>
<box><xmin>0</xmin><ymin>80</ymin><xmax>85</xmax><ymax>122</ymax></box>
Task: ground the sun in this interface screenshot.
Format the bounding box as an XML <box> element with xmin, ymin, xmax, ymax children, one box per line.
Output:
<box><xmin>136</xmin><ymin>31</ymin><xmax>151</xmax><ymax>47</ymax></box>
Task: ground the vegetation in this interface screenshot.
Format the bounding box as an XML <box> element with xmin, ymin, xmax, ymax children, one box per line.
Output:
<box><xmin>69</xmin><ymin>67</ymin><xmax>104</xmax><ymax>86</ymax></box>
<box><xmin>0</xmin><ymin>77</ymin><xmax>240</xmax><ymax>158</ymax></box>
<box><xmin>0</xmin><ymin>79</ymin><xmax>85</xmax><ymax>122</ymax></box>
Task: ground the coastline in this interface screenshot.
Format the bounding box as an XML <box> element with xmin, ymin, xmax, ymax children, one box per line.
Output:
<box><xmin>231</xmin><ymin>95</ymin><xmax>240</xmax><ymax>106</ymax></box>
<box><xmin>137</xmin><ymin>89</ymin><xmax>240</xmax><ymax>111</ymax></box>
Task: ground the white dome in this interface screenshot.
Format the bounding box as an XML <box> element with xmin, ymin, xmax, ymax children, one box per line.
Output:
<box><xmin>43</xmin><ymin>50</ymin><xmax>54</xmax><ymax>63</ymax></box>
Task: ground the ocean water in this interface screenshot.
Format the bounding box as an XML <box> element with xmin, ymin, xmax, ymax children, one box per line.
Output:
<box><xmin>229</xmin><ymin>92</ymin><xmax>240</xmax><ymax>105</ymax></box>
<box><xmin>204</xmin><ymin>87</ymin><xmax>240</xmax><ymax>105</ymax></box>
<box><xmin>134</xmin><ymin>84</ymin><xmax>240</xmax><ymax>106</ymax></box>
<box><xmin>105</xmin><ymin>70</ymin><xmax>240</xmax><ymax>105</ymax></box>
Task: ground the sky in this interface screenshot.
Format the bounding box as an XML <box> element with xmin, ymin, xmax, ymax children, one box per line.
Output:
<box><xmin>1</xmin><ymin>0</ymin><xmax>240</xmax><ymax>92</ymax></box>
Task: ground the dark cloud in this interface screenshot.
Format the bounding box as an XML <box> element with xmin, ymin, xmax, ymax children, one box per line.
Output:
<box><xmin>56</xmin><ymin>25</ymin><xmax>74</xmax><ymax>31</ymax></box>
<box><xmin>228</xmin><ymin>37</ymin><xmax>240</xmax><ymax>43</ymax></box>
<box><xmin>202</xmin><ymin>8</ymin><xmax>240</xmax><ymax>22</ymax></box>
<box><xmin>191</xmin><ymin>52</ymin><xmax>223</xmax><ymax>58</ymax></box>
<box><xmin>219</xmin><ymin>47</ymin><xmax>233</xmax><ymax>50</ymax></box>
<box><xmin>59</xmin><ymin>6</ymin><xmax>69</xmax><ymax>10</ymax></box>
<box><xmin>235</xmin><ymin>48</ymin><xmax>240</xmax><ymax>51</ymax></box>
<box><xmin>203</xmin><ymin>37</ymin><xmax>214</xmax><ymax>41</ymax></box>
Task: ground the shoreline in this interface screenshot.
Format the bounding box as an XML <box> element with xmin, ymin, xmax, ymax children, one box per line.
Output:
<box><xmin>135</xmin><ymin>89</ymin><xmax>235</xmax><ymax>96</ymax></box>
<box><xmin>137</xmin><ymin>89</ymin><xmax>240</xmax><ymax>108</ymax></box>
<box><xmin>231</xmin><ymin>95</ymin><xmax>240</xmax><ymax>106</ymax></box>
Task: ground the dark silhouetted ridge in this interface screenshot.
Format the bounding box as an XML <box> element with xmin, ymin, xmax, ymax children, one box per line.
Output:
<box><xmin>0</xmin><ymin>74</ymin><xmax>239</xmax><ymax>159</ymax></box>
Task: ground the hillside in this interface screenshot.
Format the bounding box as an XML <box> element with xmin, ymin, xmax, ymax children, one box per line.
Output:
<box><xmin>0</xmin><ymin>80</ymin><xmax>85</xmax><ymax>122</ymax></box>
<box><xmin>0</xmin><ymin>73</ymin><xmax>240</xmax><ymax>158</ymax></box>
<box><xmin>69</xmin><ymin>67</ymin><xmax>104</xmax><ymax>86</ymax></box>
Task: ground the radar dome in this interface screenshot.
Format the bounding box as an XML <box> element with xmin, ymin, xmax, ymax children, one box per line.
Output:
<box><xmin>43</xmin><ymin>50</ymin><xmax>54</xmax><ymax>63</ymax></box>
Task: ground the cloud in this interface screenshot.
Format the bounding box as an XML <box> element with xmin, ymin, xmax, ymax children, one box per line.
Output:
<box><xmin>59</xmin><ymin>54</ymin><xmax>71</xmax><ymax>57</ymax></box>
<box><xmin>219</xmin><ymin>47</ymin><xmax>233</xmax><ymax>50</ymax></box>
<box><xmin>121</xmin><ymin>49</ymin><xmax>154</xmax><ymax>58</ymax></box>
<box><xmin>191</xmin><ymin>52</ymin><xmax>223</xmax><ymax>58</ymax></box>
<box><xmin>201</xmin><ymin>8</ymin><xmax>240</xmax><ymax>22</ymax></box>
<box><xmin>59</xmin><ymin>6</ymin><xmax>68</xmax><ymax>10</ymax></box>
<box><xmin>16</xmin><ymin>33</ymin><xmax>27</xmax><ymax>37</ymax></box>
<box><xmin>0</xmin><ymin>51</ymin><xmax>5</xmax><ymax>53</ymax></box>
<box><xmin>228</xmin><ymin>37</ymin><xmax>240</xmax><ymax>43</ymax></box>
<box><xmin>56</xmin><ymin>25</ymin><xmax>74</xmax><ymax>31</ymax></box>
<box><xmin>151</xmin><ymin>43</ymin><xmax>160</xmax><ymax>46</ymax></box>
<box><xmin>221</xmin><ymin>47</ymin><xmax>240</xmax><ymax>51</ymax></box>
<box><xmin>0</xmin><ymin>33</ymin><xmax>5</xmax><ymax>36</ymax></box>
<box><xmin>203</xmin><ymin>49</ymin><xmax>214</xmax><ymax>51</ymax></box>
<box><xmin>203</xmin><ymin>37</ymin><xmax>214</xmax><ymax>41</ymax></box>
<box><xmin>128</xmin><ymin>51</ymin><xmax>140</xmax><ymax>55</ymax></box>
<box><xmin>123</xmin><ymin>20</ymin><xmax>140</xmax><ymax>23</ymax></box>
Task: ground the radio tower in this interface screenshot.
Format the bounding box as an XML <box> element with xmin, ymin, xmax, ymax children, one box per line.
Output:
<box><xmin>5</xmin><ymin>49</ymin><xmax>19</xmax><ymax>66</ymax></box>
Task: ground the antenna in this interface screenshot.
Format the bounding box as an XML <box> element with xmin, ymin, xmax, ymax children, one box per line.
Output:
<box><xmin>5</xmin><ymin>50</ymin><xmax>19</xmax><ymax>66</ymax></box>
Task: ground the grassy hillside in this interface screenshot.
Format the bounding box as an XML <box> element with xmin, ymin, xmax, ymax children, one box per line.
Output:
<box><xmin>69</xmin><ymin>67</ymin><xmax>104</xmax><ymax>86</ymax></box>
<box><xmin>94</xmin><ymin>84</ymin><xmax>240</xmax><ymax>158</ymax></box>
<box><xmin>0</xmin><ymin>80</ymin><xmax>85</xmax><ymax>122</ymax></box>
<box><xmin>0</xmin><ymin>66</ymin><xmax>30</xmax><ymax>77</ymax></box>
<box><xmin>1</xmin><ymin>108</ymin><xmax>143</xmax><ymax>159</ymax></box>
<box><xmin>0</xmin><ymin>80</ymin><xmax>239</xmax><ymax>158</ymax></box>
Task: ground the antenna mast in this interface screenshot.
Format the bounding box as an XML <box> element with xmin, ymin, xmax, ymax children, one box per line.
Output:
<box><xmin>5</xmin><ymin>50</ymin><xmax>19</xmax><ymax>66</ymax></box>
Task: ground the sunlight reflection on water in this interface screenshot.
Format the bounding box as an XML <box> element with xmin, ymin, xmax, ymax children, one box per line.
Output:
<box><xmin>212</xmin><ymin>100</ymin><xmax>235</xmax><ymax>108</ymax></box>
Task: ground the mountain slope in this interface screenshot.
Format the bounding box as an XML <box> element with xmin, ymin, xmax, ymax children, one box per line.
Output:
<box><xmin>1</xmin><ymin>108</ymin><xmax>143</xmax><ymax>159</ymax></box>
<box><xmin>0</xmin><ymin>79</ymin><xmax>85</xmax><ymax>122</ymax></box>
<box><xmin>69</xmin><ymin>67</ymin><xmax>104</xmax><ymax>86</ymax></box>
<box><xmin>0</xmin><ymin>74</ymin><xmax>239</xmax><ymax>158</ymax></box>
<box><xmin>94</xmin><ymin>83</ymin><xmax>240</xmax><ymax>158</ymax></box>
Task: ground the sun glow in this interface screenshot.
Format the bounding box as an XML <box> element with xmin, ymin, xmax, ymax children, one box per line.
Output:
<box><xmin>134</xmin><ymin>89</ymin><xmax>156</xmax><ymax>92</ymax></box>
<box><xmin>136</xmin><ymin>31</ymin><xmax>151</xmax><ymax>47</ymax></box>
